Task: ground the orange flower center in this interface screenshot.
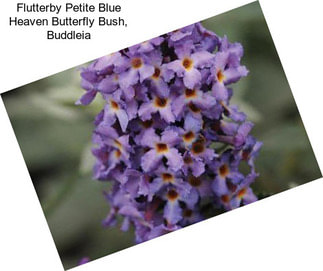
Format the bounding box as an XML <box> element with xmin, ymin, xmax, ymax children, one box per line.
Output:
<box><xmin>114</xmin><ymin>149</ymin><xmax>122</xmax><ymax>159</ymax></box>
<box><xmin>217</xmin><ymin>69</ymin><xmax>225</xmax><ymax>83</ymax></box>
<box><xmin>152</xmin><ymin>67</ymin><xmax>161</xmax><ymax>79</ymax></box>
<box><xmin>219</xmin><ymin>164</ymin><xmax>229</xmax><ymax>178</ymax></box>
<box><xmin>188</xmin><ymin>102</ymin><xmax>201</xmax><ymax>113</ymax></box>
<box><xmin>156</xmin><ymin>143</ymin><xmax>169</xmax><ymax>153</ymax></box>
<box><xmin>154</xmin><ymin>97</ymin><xmax>168</xmax><ymax>108</ymax></box>
<box><xmin>238</xmin><ymin>188</ymin><xmax>247</xmax><ymax>198</ymax></box>
<box><xmin>191</xmin><ymin>141</ymin><xmax>205</xmax><ymax>155</ymax></box>
<box><xmin>114</xmin><ymin>140</ymin><xmax>122</xmax><ymax>149</ymax></box>
<box><xmin>185</xmin><ymin>88</ymin><xmax>197</xmax><ymax>99</ymax></box>
<box><xmin>131</xmin><ymin>57</ymin><xmax>143</xmax><ymax>69</ymax></box>
<box><xmin>183</xmin><ymin>131</ymin><xmax>195</xmax><ymax>143</ymax></box>
<box><xmin>182</xmin><ymin>57</ymin><xmax>193</xmax><ymax>70</ymax></box>
<box><xmin>221</xmin><ymin>195</ymin><xmax>230</xmax><ymax>203</ymax></box>
<box><xmin>167</xmin><ymin>189</ymin><xmax>179</xmax><ymax>201</ymax></box>
<box><xmin>111</xmin><ymin>100</ymin><xmax>119</xmax><ymax>110</ymax></box>
<box><xmin>142</xmin><ymin>119</ymin><xmax>153</xmax><ymax>128</ymax></box>
<box><xmin>162</xmin><ymin>173</ymin><xmax>174</xmax><ymax>182</ymax></box>
<box><xmin>188</xmin><ymin>176</ymin><xmax>202</xmax><ymax>187</ymax></box>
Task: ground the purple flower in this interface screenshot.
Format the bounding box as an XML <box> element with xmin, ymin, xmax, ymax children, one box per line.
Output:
<box><xmin>219</xmin><ymin>172</ymin><xmax>258</xmax><ymax>210</ymax></box>
<box><xmin>119</xmin><ymin>53</ymin><xmax>155</xmax><ymax>89</ymax></box>
<box><xmin>76</xmin><ymin>52</ymin><xmax>128</xmax><ymax>105</ymax></box>
<box><xmin>211</xmin><ymin>52</ymin><xmax>248</xmax><ymax>97</ymax></box>
<box><xmin>187</xmin><ymin>174</ymin><xmax>213</xmax><ymax>197</ymax></box>
<box><xmin>215</xmin><ymin>121</ymin><xmax>254</xmax><ymax>147</ymax></box>
<box><xmin>163</xmin><ymin>185</ymin><xmax>198</xmax><ymax>225</ymax></box>
<box><xmin>102</xmin><ymin>90</ymin><xmax>129</xmax><ymax>132</ymax></box>
<box><xmin>140</xmin><ymin>128</ymin><xmax>183</xmax><ymax>172</ymax></box>
<box><xmin>138</xmin><ymin>95</ymin><xmax>175</xmax><ymax>123</ymax></box>
<box><xmin>237</xmin><ymin>135</ymin><xmax>263</xmax><ymax>170</ymax></box>
<box><xmin>144</xmin><ymin>51</ymin><xmax>173</xmax><ymax>98</ymax></box>
<box><xmin>195</xmin><ymin>22</ymin><xmax>219</xmax><ymax>52</ymax></box>
<box><xmin>167</xmin><ymin>44</ymin><xmax>214</xmax><ymax>88</ymax></box>
<box><xmin>77</xmin><ymin>22</ymin><xmax>262</xmax><ymax>244</ymax></box>
<box><xmin>211</xmin><ymin>151</ymin><xmax>244</xmax><ymax>197</ymax></box>
<box><xmin>172</xmin><ymin>88</ymin><xmax>216</xmax><ymax>119</ymax></box>
<box><xmin>182</xmin><ymin>151</ymin><xmax>205</xmax><ymax>177</ymax></box>
<box><xmin>147</xmin><ymin>165</ymin><xmax>190</xmax><ymax>201</ymax></box>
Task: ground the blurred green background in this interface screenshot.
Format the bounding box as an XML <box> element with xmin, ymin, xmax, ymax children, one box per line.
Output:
<box><xmin>1</xmin><ymin>2</ymin><xmax>321</xmax><ymax>269</ymax></box>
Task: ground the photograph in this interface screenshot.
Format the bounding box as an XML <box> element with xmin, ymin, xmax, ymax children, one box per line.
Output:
<box><xmin>1</xmin><ymin>2</ymin><xmax>321</xmax><ymax>269</ymax></box>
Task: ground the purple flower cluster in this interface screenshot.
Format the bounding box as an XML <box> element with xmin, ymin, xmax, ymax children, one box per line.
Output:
<box><xmin>77</xmin><ymin>23</ymin><xmax>262</xmax><ymax>243</ymax></box>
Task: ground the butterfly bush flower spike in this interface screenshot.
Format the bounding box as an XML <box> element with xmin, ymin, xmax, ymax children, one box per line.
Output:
<box><xmin>77</xmin><ymin>22</ymin><xmax>262</xmax><ymax>243</ymax></box>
